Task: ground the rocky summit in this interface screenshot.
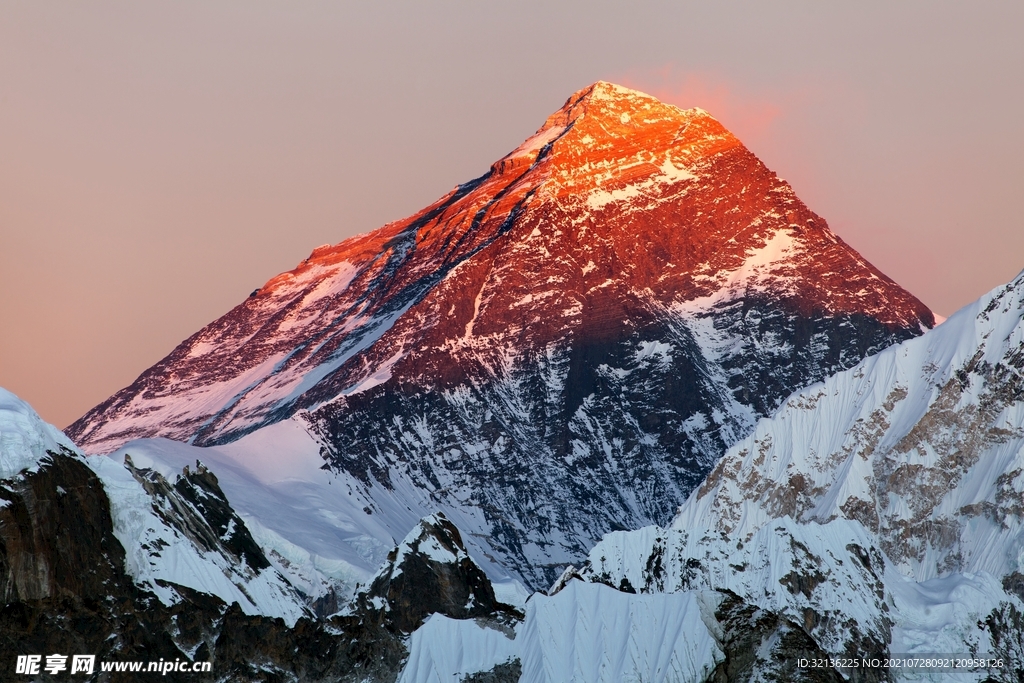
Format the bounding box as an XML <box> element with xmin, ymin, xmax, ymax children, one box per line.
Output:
<box><xmin>69</xmin><ymin>82</ymin><xmax>935</xmax><ymax>588</ymax></box>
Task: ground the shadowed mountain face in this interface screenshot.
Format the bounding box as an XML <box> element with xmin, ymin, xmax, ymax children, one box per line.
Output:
<box><xmin>69</xmin><ymin>82</ymin><xmax>935</xmax><ymax>586</ymax></box>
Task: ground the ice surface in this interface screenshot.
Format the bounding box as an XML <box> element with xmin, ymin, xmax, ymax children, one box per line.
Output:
<box><xmin>399</xmin><ymin>581</ymin><xmax>721</xmax><ymax>683</ymax></box>
<box><xmin>518</xmin><ymin>581</ymin><xmax>721</xmax><ymax>683</ymax></box>
<box><xmin>398</xmin><ymin>615</ymin><xmax>518</xmax><ymax>683</ymax></box>
<box><xmin>0</xmin><ymin>388</ymin><xmax>77</xmax><ymax>478</ymax></box>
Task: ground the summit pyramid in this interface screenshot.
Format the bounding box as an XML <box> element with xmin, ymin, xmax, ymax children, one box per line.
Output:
<box><xmin>69</xmin><ymin>82</ymin><xmax>935</xmax><ymax>587</ymax></box>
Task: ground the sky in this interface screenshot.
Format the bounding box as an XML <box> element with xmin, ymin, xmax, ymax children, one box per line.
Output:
<box><xmin>2</xmin><ymin>1</ymin><xmax>1023</xmax><ymax>429</ymax></box>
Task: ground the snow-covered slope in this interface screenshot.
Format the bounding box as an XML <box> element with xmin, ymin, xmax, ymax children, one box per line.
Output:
<box><xmin>550</xmin><ymin>270</ymin><xmax>1024</xmax><ymax>680</ymax></box>
<box><xmin>398</xmin><ymin>520</ymin><xmax>874</xmax><ymax>683</ymax></box>
<box><xmin>100</xmin><ymin>424</ymin><xmax>531</xmax><ymax>610</ymax></box>
<box><xmin>0</xmin><ymin>387</ymin><xmax>307</xmax><ymax>625</ymax></box>
<box><xmin>1</xmin><ymin>387</ymin><xmax>78</xmax><ymax>478</ymax></box>
<box><xmin>677</xmin><ymin>269</ymin><xmax>1024</xmax><ymax>584</ymax></box>
<box><xmin>69</xmin><ymin>81</ymin><xmax>935</xmax><ymax>589</ymax></box>
<box><xmin>399</xmin><ymin>581</ymin><xmax>722</xmax><ymax>683</ymax></box>
<box><xmin>581</xmin><ymin>517</ymin><xmax>894</xmax><ymax>659</ymax></box>
<box><xmin>569</xmin><ymin>520</ymin><xmax>1020</xmax><ymax>681</ymax></box>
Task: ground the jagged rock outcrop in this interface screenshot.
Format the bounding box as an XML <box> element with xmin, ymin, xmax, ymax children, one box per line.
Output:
<box><xmin>1</xmin><ymin>447</ymin><xmax>125</xmax><ymax>605</ymax></box>
<box><xmin>122</xmin><ymin>455</ymin><xmax>271</xmax><ymax>574</ymax></box>
<box><xmin>350</xmin><ymin>513</ymin><xmax>521</xmax><ymax>635</ymax></box>
<box><xmin>707</xmin><ymin>590</ymin><xmax>844</xmax><ymax>683</ymax></box>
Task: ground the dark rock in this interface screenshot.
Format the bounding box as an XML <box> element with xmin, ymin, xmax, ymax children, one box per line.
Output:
<box><xmin>1001</xmin><ymin>571</ymin><xmax>1024</xmax><ymax>603</ymax></box>
<box><xmin>981</xmin><ymin>601</ymin><xmax>1024</xmax><ymax>683</ymax></box>
<box><xmin>708</xmin><ymin>590</ymin><xmax>849</xmax><ymax>683</ymax></box>
<box><xmin>352</xmin><ymin>513</ymin><xmax>522</xmax><ymax>635</ymax></box>
<box><xmin>123</xmin><ymin>455</ymin><xmax>272</xmax><ymax>572</ymax></box>
<box><xmin>461</xmin><ymin>658</ymin><xmax>522</xmax><ymax>683</ymax></box>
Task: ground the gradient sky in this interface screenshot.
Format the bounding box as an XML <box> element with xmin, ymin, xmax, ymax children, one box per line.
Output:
<box><xmin>2</xmin><ymin>1</ymin><xmax>1023</xmax><ymax>429</ymax></box>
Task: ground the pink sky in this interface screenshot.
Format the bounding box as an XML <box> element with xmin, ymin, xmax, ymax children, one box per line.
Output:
<box><xmin>2</xmin><ymin>1</ymin><xmax>1023</xmax><ymax>428</ymax></box>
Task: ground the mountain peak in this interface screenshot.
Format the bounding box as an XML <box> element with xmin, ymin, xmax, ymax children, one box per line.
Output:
<box><xmin>69</xmin><ymin>81</ymin><xmax>934</xmax><ymax>482</ymax></box>
<box><xmin>68</xmin><ymin>80</ymin><xmax>936</xmax><ymax>587</ymax></box>
<box><xmin>555</xmin><ymin>80</ymin><xmax>707</xmax><ymax>125</ymax></box>
<box><xmin>562</xmin><ymin>80</ymin><xmax>668</xmax><ymax>116</ymax></box>
<box><xmin>258</xmin><ymin>83</ymin><xmax>740</xmax><ymax>304</ymax></box>
<box><xmin>502</xmin><ymin>81</ymin><xmax>732</xmax><ymax>178</ymax></box>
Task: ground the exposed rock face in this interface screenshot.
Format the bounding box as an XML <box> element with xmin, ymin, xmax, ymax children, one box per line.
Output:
<box><xmin>460</xmin><ymin>661</ymin><xmax>523</xmax><ymax>683</ymax></box>
<box><xmin>0</xmin><ymin>447</ymin><xmax>130</xmax><ymax>606</ymax></box>
<box><xmin>122</xmin><ymin>455</ymin><xmax>271</xmax><ymax>574</ymax></box>
<box><xmin>351</xmin><ymin>513</ymin><xmax>521</xmax><ymax>635</ymax></box>
<box><xmin>68</xmin><ymin>82</ymin><xmax>934</xmax><ymax>589</ymax></box>
<box><xmin>708</xmin><ymin>590</ymin><xmax>844</xmax><ymax>683</ymax></box>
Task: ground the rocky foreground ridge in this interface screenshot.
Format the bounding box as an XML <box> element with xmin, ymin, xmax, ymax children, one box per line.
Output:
<box><xmin>1</xmin><ymin>395</ymin><xmax>518</xmax><ymax>681</ymax></box>
<box><xmin>68</xmin><ymin>82</ymin><xmax>935</xmax><ymax>589</ymax></box>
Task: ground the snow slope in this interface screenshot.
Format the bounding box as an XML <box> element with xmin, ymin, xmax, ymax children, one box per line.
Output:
<box><xmin>0</xmin><ymin>388</ymin><xmax>308</xmax><ymax>624</ymax></box>
<box><xmin>0</xmin><ymin>387</ymin><xmax>78</xmax><ymax>478</ymax></box>
<box><xmin>676</xmin><ymin>269</ymin><xmax>1024</xmax><ymax>583</ymax></box>
<box><xmin>398</xmin><ymin>614</ymin><xmax>519</xmax><ymax>683</ymax></box>
<box><xmin>100</xmin><ymin>422</ymin><xmax>530</xmax><ymax>606</ymax></box>
<box><xmin>399</xmin><ymin>581</ymin><xmax>722</xmax><ymax>683</ymax></box>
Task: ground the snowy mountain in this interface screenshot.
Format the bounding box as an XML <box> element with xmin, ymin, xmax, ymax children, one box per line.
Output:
<box><xmin>19</xmin><ymin>80</ymin><xmax>1021</xmax><ymax>682</ymax></box>
<box><xmin>68</xmin><ymin>82</ymin><xmax>934</xmax><ymax>588</ymax></box>
<box><xmin>522</xmin><ymin>269</ymin><xmax>1024</xmax><ymax>681</ymax></box>
<box><xmin>397</xmin><ymin>271</ymin><xmax>1024</xmax><ymax>682</ymax></box>
<box><xmin>676</xmin><ymin>270</ymin><xmax>1024</xmax><ymax>586</ymax></box>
